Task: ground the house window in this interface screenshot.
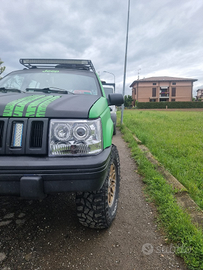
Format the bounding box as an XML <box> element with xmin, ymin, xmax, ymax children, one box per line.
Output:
<box><xmin>153</xmin><ymin>83</ymin><xmax>156</xmax><ymax>85</ymax></box>
<box><xmin>172</xmin><ymin>82</ymin><xmax>176</xmax><ymax>85</ymax></box>
<box><xmin>152</xmin><ymin>88</ymin><xmax>156</xmax><ymax>97</ymax></box>
<box><xmin>133</xmin><ymin>88</ymin><xmax>136</xmax><ymax>95</ymax></box>
<box><xmin>172</xmin><ymin>88</ymin><xmax>176</xmax><ymax>97</ymax></box>
<box><xmin>171</xmin><ymin>99</ymin><xmax>175</xmax><ymax>102</ymax></box>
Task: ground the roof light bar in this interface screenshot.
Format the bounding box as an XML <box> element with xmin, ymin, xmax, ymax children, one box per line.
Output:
<box><xmin>19</xmin><ymin>59</ymin><xmax>95</xmax><ymax>72</ymax></box>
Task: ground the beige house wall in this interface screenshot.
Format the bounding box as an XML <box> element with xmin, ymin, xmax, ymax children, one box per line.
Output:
<box><xmin>131</xmin><ymin>79</ymin><xmax>194</xmax><ymax>103</ymax></box>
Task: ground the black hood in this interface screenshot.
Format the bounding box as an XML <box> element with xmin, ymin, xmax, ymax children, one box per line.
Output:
<box><xmin>0</xmin><ymin>93</ymin><xmax>100</xmax><ymax>118</ymax></box>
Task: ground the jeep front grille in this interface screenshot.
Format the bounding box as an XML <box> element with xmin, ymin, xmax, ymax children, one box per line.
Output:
<box><xmin>0</xmin><ymin>118</ymin><xmax>48</xmax><ymax>155</ymax></box>
<box><xmin>30</xmin><ymin>121</ymin><xmax>44</xmax><ymax>148</ymax></box>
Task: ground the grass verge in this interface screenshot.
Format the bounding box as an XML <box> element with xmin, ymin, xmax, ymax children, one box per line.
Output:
<box><xmin>118</xmin><ymin>116</ymin><xmax>203</xmax><ymax>270</ymax></box>
<box><xmin>121</xmin><ymin>110</ymin><xmax>203</xmax><ymax>210</ymax></box>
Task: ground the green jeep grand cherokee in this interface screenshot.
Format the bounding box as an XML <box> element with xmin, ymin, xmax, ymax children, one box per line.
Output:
<box><xmin>0</xmin><ymin>59</ymin><xmax>124</xmax><ymax>229</ymax></box>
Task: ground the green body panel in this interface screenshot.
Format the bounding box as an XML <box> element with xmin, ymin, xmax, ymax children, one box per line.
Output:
<box><xmin>100</xmin><ymin>108</ymin><xmax>113</xmax><ymax>149</ymax></box>
<box><xmin>89</xmin><ymin>96</ymin><xmax>113</xmax><ymax>149</ymax></box>
<box><xmin>88</xmin><ymin>97</ymin><xmax>107</xmax><ymax>118</ymax></box>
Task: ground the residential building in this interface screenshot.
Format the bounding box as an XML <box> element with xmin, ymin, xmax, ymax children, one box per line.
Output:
<box><xmin>196</xmin><ymin>89</ymin><xmax>203</xmax><ymax>101</ymax></box>
<box><xmin>130</xmin><ymin>76</ymin><xmax>197</xmax><ymax>105</ymax></box>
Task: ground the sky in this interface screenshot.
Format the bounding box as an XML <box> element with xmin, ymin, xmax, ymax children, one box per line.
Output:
<box><xmin>0</xmin><ymin>0</ymin><xmax>203</xmax><ymax>97</ymax></box>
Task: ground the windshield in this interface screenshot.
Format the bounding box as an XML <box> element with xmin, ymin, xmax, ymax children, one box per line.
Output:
<box><xmin>0</xmin><ymin>69</ymin><xmax>100</xmax><ymax>95</ymax></box>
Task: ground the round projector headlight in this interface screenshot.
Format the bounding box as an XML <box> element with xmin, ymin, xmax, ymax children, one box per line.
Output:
<box><xmin>73</xmin><ymin>124</ymin><xmax>90</xmax><ymax>141</ymax></box>
<box><xmin>54</xmin><ymin>124</ymin><xmax>71</xmax><ymax>142</ymax></box>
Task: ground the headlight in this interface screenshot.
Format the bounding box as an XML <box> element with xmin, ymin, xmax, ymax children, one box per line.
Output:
<box><xmin>54</xmin><ymin>124</ymin><xmax>72</xmax><ymax>141</ymax></box>
<box><xmin>72</xmin><ymin>124</ymin><xmax>90</xmax><ymax>141</ymax></box>
<box><xmin>49</xmin><ymin>119</ymin><xmax>102</xmax><ymax>156</ymax></box>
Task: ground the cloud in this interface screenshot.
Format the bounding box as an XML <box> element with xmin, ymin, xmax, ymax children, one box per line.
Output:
<box><xmin>0</xmin><ymin>0</ymin><xmax>202</xmax><ymax>96</ymax></box>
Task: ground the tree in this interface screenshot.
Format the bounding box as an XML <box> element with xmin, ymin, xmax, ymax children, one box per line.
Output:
<box><xmin>124</xmin><ymin>95</ymin><xmax>133</xmax><ymax>108</ymax></box>
<box><xmin>0</xmin><ymin>58</ymin><xmax>6</xmax><ymax>79</ymax></box>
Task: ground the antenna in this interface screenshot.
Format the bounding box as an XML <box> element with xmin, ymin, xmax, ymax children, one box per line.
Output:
<box><xmin>138</xmin><ymin>68</ymin><xmax>141</xmax><ymax>80</ymax></box>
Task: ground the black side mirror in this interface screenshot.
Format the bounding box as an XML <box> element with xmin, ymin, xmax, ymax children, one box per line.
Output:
<box><xmin>108</xmin><ymin>93</ymin><xmax>124</xmax><ymax>106</ymax></box>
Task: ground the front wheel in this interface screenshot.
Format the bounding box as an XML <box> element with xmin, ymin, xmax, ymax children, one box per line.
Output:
<box><xmin>76</xmin><ymin>144</ymin><xmax>120</xmax><ymax>229</ymax></box>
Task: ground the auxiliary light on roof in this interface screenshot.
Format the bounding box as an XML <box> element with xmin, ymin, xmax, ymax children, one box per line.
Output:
<box><xmin>19</xmin><ymin>58</ymin><xmax>95</xmax><ymax>72</ymax></box>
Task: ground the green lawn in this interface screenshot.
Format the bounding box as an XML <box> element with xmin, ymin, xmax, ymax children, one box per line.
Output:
<box><xmin>120</xmin><ymin>110</ymin><xmax>203</xmax><ymax>209</ymax></box>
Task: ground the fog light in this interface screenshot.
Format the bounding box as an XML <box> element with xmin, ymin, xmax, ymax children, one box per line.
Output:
<box><xmin>12</xmin><ymin>122</ymin><xmax>23</xmax><ymax>147</ymax></box>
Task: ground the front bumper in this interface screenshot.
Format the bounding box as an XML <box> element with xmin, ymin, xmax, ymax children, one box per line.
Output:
<box><xmin>0</xmin><ymin>147</ymin><xmax>111</xmax><ymax>198</ymax></box>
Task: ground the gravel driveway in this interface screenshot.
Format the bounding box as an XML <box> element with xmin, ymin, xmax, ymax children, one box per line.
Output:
<box><xmin>0</xmin><ymin>130</ymin><xmax>188</xmax><ymax>270</ymax></box>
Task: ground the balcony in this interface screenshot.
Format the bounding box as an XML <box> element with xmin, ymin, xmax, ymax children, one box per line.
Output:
<box><xmin>159</xmin><ymin>92</ymin><xmax>169</xmax><ymax>98</ymax></box>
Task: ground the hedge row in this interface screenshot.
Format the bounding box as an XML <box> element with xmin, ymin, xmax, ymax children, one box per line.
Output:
<box><xmin>136</xmin><ymin>101</ymin><xmax>203</xmax><ymax>109</ymax></box>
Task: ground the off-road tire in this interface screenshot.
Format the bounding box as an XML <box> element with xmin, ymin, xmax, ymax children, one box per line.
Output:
<box><xmin>76</xmin><ymin>144</ymin><xmax>120</xmax><ymax>229</ymax></box>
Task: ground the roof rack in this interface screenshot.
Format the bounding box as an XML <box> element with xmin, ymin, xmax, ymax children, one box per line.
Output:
<box><xmin>19</xmin><ymin>59</ymin><xmax>96</xmax><ymax>73</ymax></box>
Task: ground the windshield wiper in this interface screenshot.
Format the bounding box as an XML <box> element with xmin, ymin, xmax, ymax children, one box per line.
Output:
<box><xmin>0</xmin><ymin>87</ymin><xmax>23</xmax><ymax>93</ymax></box>
<box><xmin>26</xmin><ymin>87</ymin><xmax>74</xmax><ymax>95</ymax></box>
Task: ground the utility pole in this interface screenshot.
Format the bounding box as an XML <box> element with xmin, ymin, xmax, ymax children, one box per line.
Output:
<box><xmin>121</xmin><ymin>0</ymin><xmax>131</xmax><ymax>124</ymax></box>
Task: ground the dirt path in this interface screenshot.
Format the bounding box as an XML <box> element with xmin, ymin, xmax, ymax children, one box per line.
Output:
<box><xmin>0</xmin><ymin>130</ymin><xmax>188</xmax><ymax>270</ymax></box>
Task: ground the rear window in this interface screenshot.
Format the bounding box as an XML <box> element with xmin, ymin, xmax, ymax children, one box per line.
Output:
<box><xmin>103</xmin><ymin>86</ymin><xmax>114</xmax><ymax>96</ymax></box>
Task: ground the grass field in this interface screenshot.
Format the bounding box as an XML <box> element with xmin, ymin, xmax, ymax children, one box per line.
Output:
<box><xmin>117</xmin><ymin>109</ymin><xmax>203</xmax><ymax>269</ymax></box>
<box><xmin>120</xmin><ymin>109</ymin><xmax>203</xmax><ymax>209</ymax></box>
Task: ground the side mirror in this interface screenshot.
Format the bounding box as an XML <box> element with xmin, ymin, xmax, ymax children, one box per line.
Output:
<box><xmin>108</xmin><ymin>93</ymin><xmax>124</xmax><ymax>106</ymax></box>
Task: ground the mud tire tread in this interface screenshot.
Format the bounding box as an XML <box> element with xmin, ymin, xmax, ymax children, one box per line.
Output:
<box><xmin>76</xmin><ymin>144</ymin><xmax>120</xmax><ymax>229</ymax></box>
